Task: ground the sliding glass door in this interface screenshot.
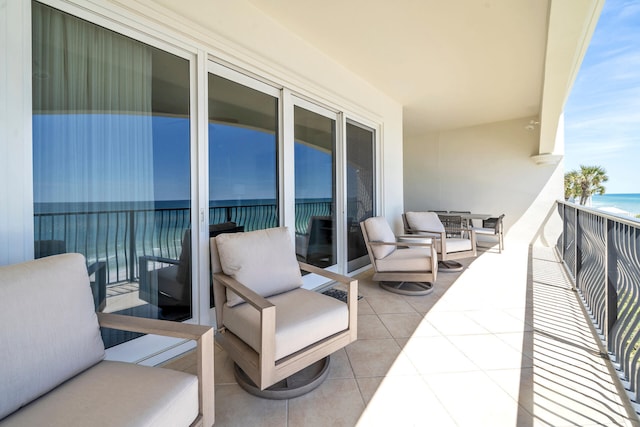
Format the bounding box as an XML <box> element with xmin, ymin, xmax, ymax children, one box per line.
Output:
<box><xmin>207</xmin><ymin>64</ymin><xmax>280</xmax><ymax>306</ymax></box>
<box><xmin>293</xmin><ymin>100</ymin><xmax>338</xmax><ymax>273</ymax></box>
<box><xmin>346</xmin><ymin>121</ymin><xmax>376</xmax><ymax>272</ymax></box>
<box><xmin>32</xmin><ymin>2</ymin><xmax>193</xmax><ymax>348</ymax></box>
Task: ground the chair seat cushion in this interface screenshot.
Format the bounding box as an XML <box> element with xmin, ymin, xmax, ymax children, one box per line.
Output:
<box><xmin>438</xmin><ymin>238</ymin><xmax>473</xmax><ymax>253</ymax></box>
<box><xmin>216</xmin><ymin>227</ymin><xmax>303</xmax><ymax>307</ymax></box>
<box><xmin>472</xmin><ymin>227</ymin><xmax>497</xmax><ymax>235</ymax></box>
<box><xmin>222</xmin><ymin>288</ymin><xmax>349</xmax><ymax>360</ymax></box>
<box><xmin>0</xmin><ymin>361</ymin><xmax>198</xmax><ymax>427</ymax></box>
<box><xmin>376</xmin><ymin>248</ymin><xmax>435</xmax><ymax>272</ymax></box>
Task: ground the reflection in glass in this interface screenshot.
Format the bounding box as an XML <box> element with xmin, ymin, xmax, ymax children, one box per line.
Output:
<box><xmin>347</xmin><ymin>122</ymin><xmax>375</xmax><ymax>272</ymax></box>
<box><xmin>32</xmin><ymin>2</ymin><xmax>191</xmax><ymax>347</ymax></box>
<box><xmin>208</xmin><ymin>73</ymin><xmax>279</xmax><ymax>306</ymax></box>
<box><xmin>293</xmin><ymin>106</ymin><xmax>336</xmax><ymax>268</ymax></box>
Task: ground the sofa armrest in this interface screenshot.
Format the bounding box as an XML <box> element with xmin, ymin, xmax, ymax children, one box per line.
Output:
<box><xmin>97</xmin><ymin>313</ymin><xmax>214</xmax><ymax>427</ymax></box>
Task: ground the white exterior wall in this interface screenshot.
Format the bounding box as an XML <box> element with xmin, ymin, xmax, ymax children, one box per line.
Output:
<box><xmin>404</xmin><ymin>117</ymin><xmax>564</xmax><ymax>246</ymax></box>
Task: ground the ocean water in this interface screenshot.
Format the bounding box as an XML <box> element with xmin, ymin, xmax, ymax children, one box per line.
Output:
<box><xmin>591</xmin><ymin>193</ymin><xmax>640</xmax><ymax>216</ymax></box>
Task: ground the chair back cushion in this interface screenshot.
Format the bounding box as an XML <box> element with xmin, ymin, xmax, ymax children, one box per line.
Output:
<box><xmin>362</xmin><ymin>217</ymin><xmax>397</xmax><ymax>259</ymax></box>
<box><xmin>0</xmin><ymin>253</ymin><xmax>105</xmax><ymax>420</ymax></box>
<box><xmin>215</xmin><ymin>227</ymin><xmax>303</xmax><ymax>307</ymax></box>
<box><xmin>405</xmin><ymin>211</ymin><xmax>445</xmax><ymax>233</ymax></box>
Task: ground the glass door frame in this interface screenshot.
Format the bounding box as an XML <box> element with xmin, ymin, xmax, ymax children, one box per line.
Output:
<box><xmin>204</xmin><ymin>61</ymin><xmax>283</xmax><ymax>324</ymax></box>
<box><xmin>286</xmin><ymin>94</ymin><xmax>345</xmax><ymax>288</ymax></box>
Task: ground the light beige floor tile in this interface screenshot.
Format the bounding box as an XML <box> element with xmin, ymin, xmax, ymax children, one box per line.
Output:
<box><xmin>357</xmin><ymin>314</ymin><xmax>392</xmax><ymax>340</ymax></box>
<box><xmin>447</xmin><ymin>333</ymin><xmax>533</xmax><ymax>370</ymax></box>
<box><xmin>357</xmin><ymin>297</ymin><xmax>375</xmax><ymax>315</ymax></box>
<box><xmin>213</xmin><ymin>383</ymin><xmax>287</xmax><ymax>427</ymax></box>
<box><xmin>423</xmin><ymin>370</ymin><xmax>522</xmax><ymax>427</ymax></box>
<box><xmin>402</xmin><ymin>335</ymin><xmax>479</xmax><ymax>374</ymax></box>
<box><xmin>377</xmin><ymin>312</ymin><xmax>423</xmax><ymax>338</ymax></box>
<box><xmin>355</xmin><ymin>280</ymin><xmax>390</xmax><ymax>298</ymax></box>
<box><xmin>495</xmin><ymin>330</ymin><xmax>535</xmax><ymax>359</ymax></box>
<box><xmin>485</xmin><ymin>367</ymin><xmax>534</xmax><ymax>407</ymax></box>
<box><xmin>402</xmin><ymin>292</ymin><xmax>442</xmax><ymax>313</ymax></box>
<box><xmin>214</xmin><ymin>347</ymin><xmax>237</xmax><ymax>385</ymax></box>
<box><xmin>288</xmin><ymin>378</ymin><xmax>365</xmax><ymax>427</ymax></box>
<box><xmin>365</xmin><ymin>294</ymin><xmax>417</xmax><ymax>314</ymax></box>
<box><xmin>356</xmin><ymin>375</ymin><xmax>457</xmax><ymax>426</ymax></box>
<box><xmin>424</xmin><ymin>310</ymin><xmax>491</xmax><ymax>336</ymax></box>
<box><xmin>328</xmin><ymin>347</ymin><xmax>355</xmax><ymax>379</ymax></box>
<box><xmin>464</xmin><ymin>309</ymin><xmax>531</xmax><ymax>333</ymax></box>
<box><xmin>345</xmin><ymin>338</ymin><xmax>418</xmax><ymax>377</ymax></box>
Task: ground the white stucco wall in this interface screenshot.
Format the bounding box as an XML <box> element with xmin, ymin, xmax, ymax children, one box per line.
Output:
<box><xmin>404</xmin><ymin>116</ymin><xmax>564</xmax><ymax>246</ymax></box>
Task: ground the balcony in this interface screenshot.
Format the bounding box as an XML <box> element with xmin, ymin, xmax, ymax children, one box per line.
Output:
<box><xmin>164</xmin><ymin>202</ymin><xmax>640</xmax><ymax>426</ymax></box>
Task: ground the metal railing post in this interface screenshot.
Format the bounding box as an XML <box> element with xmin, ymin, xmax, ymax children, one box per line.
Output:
<box><xmin>605</xmin><ymin>218</ymin><xmax>618</xmax><ymax>349</ymax></box>
<box><xmin>128</xmin><ymin>210</ymin><xmax>136</xmax><ymax>283</ymax></box>
<box><xmin>575</xmin><ymin>209</ymin><xmax>582</xmax><ymax>288</ymax></box>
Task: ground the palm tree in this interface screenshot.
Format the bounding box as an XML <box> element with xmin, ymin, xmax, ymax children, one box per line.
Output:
<box><xmin>564</xmin><ymin>165</ymin><xmax>608</xmax><ymax>205</ymax></box>
<box><xmin>564</xmin><ymin>170</ymin><xmax>580</xmax><ymax>201</ymax></box>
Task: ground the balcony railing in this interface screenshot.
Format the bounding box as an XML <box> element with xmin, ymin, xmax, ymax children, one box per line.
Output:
<box><xmin>557</xmin><ymin>200</ymin><xmax>640</xmax><ymax>406</ymax></box>
<box><xmin>34</xmin><ymin>200</ymin><xmax>331</xmax><ymax>286</ymax></box>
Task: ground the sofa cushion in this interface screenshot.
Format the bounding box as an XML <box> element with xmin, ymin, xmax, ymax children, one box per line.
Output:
<box><xmin>375</xmin><ymin>247</ymin><xmax>435</xmax><ymax>272</ymax></box>
<box><xmin>363</xmin><ymin>217</ymin><xmax>397</xmax><ymax>259</ymax></box>
<box><xmin>0</xmin><ymin>253</ymin><xmax>105</xmax><ymax>420</ymax></box>
<box><xmin>405</xmin><ymin>211</ymin><xmax>445</xmax><ymax>233</ymax></box>
<box><xmin>0</xmin><ymin>361</ymin><xmax>198</xmax><ymax>427</ymax></box>
<box><xmin>222</xmin><ymin>288</ymin><xmax>349</xmax><ymax>360</ymax></box>
<box><xmin>216</xmin><ymin>227</ymin><xmax>302</xmax><ymax>307</ymax></box>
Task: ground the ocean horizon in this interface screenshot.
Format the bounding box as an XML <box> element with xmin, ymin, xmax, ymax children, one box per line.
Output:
<box><xmin>591</xmin><ymin>193</ymin><xmax>640</xmax><ymax>216</ymax></box>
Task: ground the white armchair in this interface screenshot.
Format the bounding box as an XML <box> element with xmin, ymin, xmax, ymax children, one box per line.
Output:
<box><xmin>210</xmin><ymin>227</ymin><xmax>357</xmax><ymax>398</ymax></box>
<box><xmin>360</xmin><ymin>216</ymin><xmax>438</xmax><ymax>295</ymax></box>
<box><xmin>403</xmin><ymin>211</ymin><xmax>477</xmax><ymax>271</ymax></box>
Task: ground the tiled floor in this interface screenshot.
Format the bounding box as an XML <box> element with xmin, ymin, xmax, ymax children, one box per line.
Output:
<box><xmin>166</xmin><ymin>240</ymin><xmax>639</xmax><ymax>427</ymax></box>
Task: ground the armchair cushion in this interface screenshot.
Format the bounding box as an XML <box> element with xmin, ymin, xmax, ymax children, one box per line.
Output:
<box><xmin>362</xmin><ymin>216</ymin><xmax>397</xmax><ymax>259</ymax></box>
<box><xmin>375</xmin><ymin>248</ymin><xmax>435</xmax><ymax>272</ymax></box>
<box><xmin>435</xmin><ymin>238</ymin><xmax>473</xmax><ymax>253</ymax></box>
<box><xmin>216</xmin><ymin>227</ymin><xmax>303</xmax><ymax>307</ymax></box>
<box><xmin>0</xmin><ymin>361</ymin><xmax>198</xmax><ymax>427</ymax></box>
<box><xmin>405</xmin><ymin>211</ymin><xmax>445</xmax><ymax>233</ymax></box>
<box><xmin>222</xmin><ymin>288</ymin><xmax>349</xmax><ymax>360</ymax></box>
<box><xmin>0</xmin><ymin>254</ymin><xmax>105</xmax><ymax>420</ymax></box>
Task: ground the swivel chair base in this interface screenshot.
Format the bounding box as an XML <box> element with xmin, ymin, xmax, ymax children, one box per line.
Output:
<box><xmin>234</xmin><ymin>356</ymin><xmax>330</xmax><ymax>400</ymax></box>
<box><xmin>380</xmin><ymin>281</ymin><xmax>434</xmax><ymax>296</ymax></box>
<box><xmin>438</xmin><ymin>260</ymin><xmax>463</xmax><ymax>272</ymax></box>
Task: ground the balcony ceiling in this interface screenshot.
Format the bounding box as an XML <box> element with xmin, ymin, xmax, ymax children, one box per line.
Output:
<box><xmin>247</xmin><ymin>0</ymin><xmax>550</xmax><ymax>137</ymax></box>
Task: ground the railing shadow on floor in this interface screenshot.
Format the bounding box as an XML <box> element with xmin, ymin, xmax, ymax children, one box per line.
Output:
<box><xmin>518</xmin><ymin>202</ymin><xmax>640</xmax><ymax>426</ymax></box>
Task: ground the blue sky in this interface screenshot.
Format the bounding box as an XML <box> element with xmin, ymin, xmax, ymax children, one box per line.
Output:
<box><xmin>564</xmin><ymin>0</ymin><xmax>640</xmax><ymax>194</ymax></box>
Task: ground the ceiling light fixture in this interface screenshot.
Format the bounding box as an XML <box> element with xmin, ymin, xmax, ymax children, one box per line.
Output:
<box><xmin>525</xmin><ymin>119</ymin><xmax>540</xmax><ymax>131</ymax></box>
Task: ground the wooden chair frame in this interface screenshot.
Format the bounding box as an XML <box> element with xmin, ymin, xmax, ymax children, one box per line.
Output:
<box><xmin>211</xmin><ymin>255</ymin><xmax>358</xmax><ymax>391</ymax></box>
<box><xmin>97</xmin><ymin>313</ymin><xmax>215</xmax><ymax>427</ymax></box>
